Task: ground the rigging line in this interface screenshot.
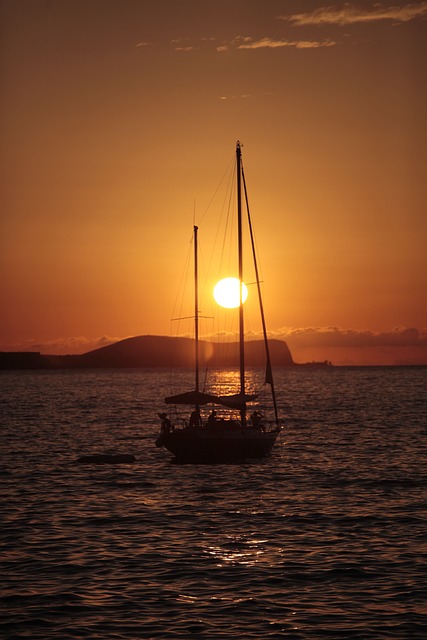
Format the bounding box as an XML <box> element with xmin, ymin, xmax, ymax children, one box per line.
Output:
<box><xmin>219</xmin><ymin>163</ymin><xmax>236</xmax><ymax>276</ymax></box>
<box><xmin>196</xmin><ymin>230</ymin><xmax>209</xmax><ymax>315</ymax></box>
<box><xmin>207</xmin><ymin>158</ymin><xmax>236</xmax><ymax>285</ymax></box>
<box><xmin>197</xmin><ymin>152</ymin><xmax>235</xmax><ymax>226</ymax></box>
<box><xmin>241</xmin><ymin>157</ymin><xmax>280</xmax><ymax>425</ymax></box>
<box><xmin>195</xmin><ymin>229</ymin><xmax>217</xmax><ymax>344</ymax></box>
<box><xmin>170</xmin><ymin>234</ymin><xmax>193</xmax><ymax>325</ymax></box>
<box><xmin>204</xmin><ymin>158</ymin><xmax>236</xmax><ymax>282</ymax></box>
<box><xmin>171</xmin><ymin>315</ymin><xmax>213</xmax><ymax>321</ymax></box>
<box><xmin>168</xmin><ymin>233</ymin><xmax>194</xmax><ymax>380</ymax></box>
<box><xmin>226</xmin><ymin>168</ymin><xmax>236</xmax><ymax>275</ymax></box>
<box><xmin>197</xmin><ymin>235</ymin><xmax>216</xmax><ymax>346</ymax></box>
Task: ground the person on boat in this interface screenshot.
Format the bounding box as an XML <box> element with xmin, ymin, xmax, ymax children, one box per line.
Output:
<box><xmin>250</xmin><ymin>410</ymin><xmax>264</xmax><ymax>430</ymax></box>
<box><xmin>207</xmin><ymin>409</ymin><xmax>217</xmax><ymax>426</ymax></box>
<box><xmin>189</xmin><ymin>408</ymin><xmax>202</xmax><ymax>427</ymax></box>
<box><xmin>158</xmin><ymin>412</ymin><xmax>173</xmax><ymax>434</ymax></box>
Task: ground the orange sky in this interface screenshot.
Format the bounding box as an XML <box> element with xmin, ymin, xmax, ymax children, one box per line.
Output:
<box><xmin>1</xmin><ymin>0</ymin><xmax>426</xmax><ymax>365</ymax></box>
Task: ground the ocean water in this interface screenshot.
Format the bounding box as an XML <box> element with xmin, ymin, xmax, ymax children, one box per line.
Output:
<box><xmin>1</xmin><ymin>366</ymin><xmax>426</xmax><ymax>639</ymax></box>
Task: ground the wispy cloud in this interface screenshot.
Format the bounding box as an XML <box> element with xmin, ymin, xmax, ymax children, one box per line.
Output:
<box><xmin>276</xmin><ymin>326</ymin><xmax>427</xmax><ymax>365</ymax></box>
<box><xmin>274</xmin><ymin>326</ymin><xmax>427</xmax><ymax>348</ymax></box>
<box><xmin>168</xmin><ymin>34</ymin><xmax>336</xmax><ymax>54</ymax></box>
<box><xmin>215</xmin><ymin>36</ymin><xmax>337</xmax><ymax>52</ymax></box>
<box><xmin>174</xmin><ymin>46</ymin><xmax>196</xmax><ymax>52</ymax></box>
<box><xmin>199</xmin><ymin>326</ymin><xmax>427</xmax><ymax>349</ymax></box>
<box><xmin>280</xmin><ymin>2</ymin><xmax>427</xmax><ymax>26</ymax></box>
<box><xmin>0</xmin><ymin>335</ymin><xmax>120</xmax><ymax>355</ymax></box>
<box><xmin>219</xmin><ymin>94</ymin><xmax>252</xmax><ymax>101</ymax></box>
<box><xmin>171</xmin><ymin>37</ymin><xmax>196</xmax><ymax>52</ymax></box>
<box><xmin>235</xmin><ymin>36</ymin><xmax>336</xmax><ymax>49</ymax></box>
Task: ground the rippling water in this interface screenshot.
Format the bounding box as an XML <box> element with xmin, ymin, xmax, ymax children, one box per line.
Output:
<box><xmin>1</xmin><ymin>367</ymin><xmax>426</xmax><ymax>639</ymax></box>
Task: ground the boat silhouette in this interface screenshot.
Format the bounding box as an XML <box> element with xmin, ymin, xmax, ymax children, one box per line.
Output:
<box><xmin>156</xmin><ymin>142</ymin><xmax>281</xmax><ymax>463</ymax></box>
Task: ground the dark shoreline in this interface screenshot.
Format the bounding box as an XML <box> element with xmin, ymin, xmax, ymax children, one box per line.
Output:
<box><xmin>0</xmin><ymin>335</ymin><xmax>335</xmax><ymax>370</ymax></box>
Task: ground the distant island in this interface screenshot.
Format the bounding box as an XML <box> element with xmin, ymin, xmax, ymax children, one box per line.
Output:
<box><xmin>0</xmin><ymin>335</ymin><xmax>332</xmax><ymax>370</ymax></box>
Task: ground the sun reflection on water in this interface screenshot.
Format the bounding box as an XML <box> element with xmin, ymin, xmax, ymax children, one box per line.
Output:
<box><xmin>203</xmin><ymin>533</ymin><xmax>270</xmax><ymax>567</ymax></box>
<box><xmin>206</xmin><ymin>369</ymin><xmax>263</xmax><ymax>397</ymax></box>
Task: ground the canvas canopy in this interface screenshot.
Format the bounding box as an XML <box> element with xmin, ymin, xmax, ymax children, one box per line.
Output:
<box><xmin>165</xmin><ymin>389</ymin><xmax>258</xmax><ymax>410</ymax></box>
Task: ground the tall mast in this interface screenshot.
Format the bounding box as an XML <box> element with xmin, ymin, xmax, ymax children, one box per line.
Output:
<box><xmin>194</xmin><ymin>225</ymin><xmax>199</xmax><ymax>396</ymax></box>
<box><xmin>236</xmin><ymin>141</ymin><xmax>246</xmax><ymax>425</ymax></box>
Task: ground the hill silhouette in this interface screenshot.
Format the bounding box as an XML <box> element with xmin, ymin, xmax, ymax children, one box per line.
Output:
<box><xmin>78</xmin><ymin>335</ymin><xmax>295</xmax><ymax>368</ymax></box>
<box><xmin>0</xmin><ymin>335</ymin><xmax>298</xmax><ymax>369</ymax></box>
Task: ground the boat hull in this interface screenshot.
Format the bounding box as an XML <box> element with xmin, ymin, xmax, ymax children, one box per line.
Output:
<box><xmin>157</xmin><ymin>425</ymin><xmax>280</xmax><ymax>463</ymax></box>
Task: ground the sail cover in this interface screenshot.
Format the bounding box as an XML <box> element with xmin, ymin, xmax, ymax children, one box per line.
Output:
<box><xmin>216</xmin><ymin>392</ymin><xmax>258</xmax><ymax>409</ymax></box>
<box><xmin>165</xmin><ymin>390</ymin><xmax>219</xmax><ymax>406</ymax></box>
<box><xmin>165</xmin><ymin>389</ymin><xmax>258</xmax><ymax>409</ymax></box>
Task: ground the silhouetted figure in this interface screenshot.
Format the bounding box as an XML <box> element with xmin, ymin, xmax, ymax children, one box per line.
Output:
<box><xmin>250</xmin><ymin>410</ymin><xmax>264</xmax><ymax>429</ymax></box>
<box><xmin>207</xmin><ymin>409</ymin><xmax>217</xmax><ymax>426</ymax></box>
<box><xmin>189</xmin><ymin>408</ymin><xmax>202</xmax><ymax>427</ymax></box>
<box><xmin>159</xmin><ymin>412</ymin><xmax>173</xmax><ymax>434</ymax></box>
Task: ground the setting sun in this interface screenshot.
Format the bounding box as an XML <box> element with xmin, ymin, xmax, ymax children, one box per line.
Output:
<box><xmin>213</xmin><ymin>277</ymin><xmax>248</xmax><ymax>309</ymax></box>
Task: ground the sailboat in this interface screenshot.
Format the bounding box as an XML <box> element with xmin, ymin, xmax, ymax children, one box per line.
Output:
<box><xmin>156</xmin><ymin>141</ymin><xmax>281</xmax><ymax>463</ymax></box>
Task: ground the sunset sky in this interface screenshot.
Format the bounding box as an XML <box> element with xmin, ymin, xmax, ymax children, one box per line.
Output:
<box><xmin>1</xmin><ymin>0</ymin><xmax>426</xmax><ymax>365</ymax></box>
